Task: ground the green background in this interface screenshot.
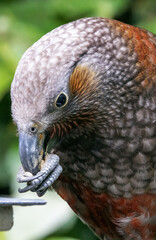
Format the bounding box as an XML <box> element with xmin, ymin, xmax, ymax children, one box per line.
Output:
<box><xmin>0</xmin><ymin>0</ymin><xmax>156</xmax><ymax>239</ymax></box>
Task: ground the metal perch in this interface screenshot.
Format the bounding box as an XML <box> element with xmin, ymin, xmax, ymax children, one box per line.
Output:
<box><xmin>0</xmin><ymin>197</ymin><xmax>46</xmax><ymax>231</ymax></box>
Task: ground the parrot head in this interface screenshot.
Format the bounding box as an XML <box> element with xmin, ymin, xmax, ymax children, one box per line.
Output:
<box><xmin>11</xmin><ymin>18</ymin><xmax>108</xmax><ymax>175</ymax></box>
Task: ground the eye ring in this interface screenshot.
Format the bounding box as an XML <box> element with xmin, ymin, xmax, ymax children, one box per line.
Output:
<box><xmin>28</xmin><ymin>123</ymin><xmax>38</xmax><ymax>134</ymax></box>
<box><xmin>55</xmin><ymin>92</ymin><xmax>68</xmax><ymax>108</ymax></box>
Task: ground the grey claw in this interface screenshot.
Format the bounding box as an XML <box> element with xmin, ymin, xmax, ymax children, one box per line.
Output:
<box><xmin>36</xmin><ymin>189</ymin><xmax>48</xmax><ymax>197</ymax></box>
<box><xmin>17</xmin><ymin>174</ymin><xmax>40</xmax><ymax>183</ymax></box>
<box><xmin>37</xmin><ymin>165</ymin><xmax>62</xmax><ymax>191</ymax></box>
<box><xmin>18</xmin><ymin>184</ymin><xmax>35</xmax><ymax>193</ymax></box>
<box><xmin>17</xmin><ymin>166</ymin><xmax>45</xmax><ymax>183</ymax></box>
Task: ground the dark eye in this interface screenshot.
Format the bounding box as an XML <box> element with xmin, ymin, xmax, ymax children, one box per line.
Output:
<box><xmin>55</xmin><ymin>92</ymin><xmax>68</xmax><ymax>108</ymax></box>
<box><xmin>29</xmin><ymin>126</ymin><xmax>37</xmax><ymax>133</ymax></box>
<box><xmin>28</xmin><ymin>123</ymin><xmax>38</xmax><ymax>134</ymax></box>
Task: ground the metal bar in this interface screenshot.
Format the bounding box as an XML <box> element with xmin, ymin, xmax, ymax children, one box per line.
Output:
<box><xmin>0</xmin><ymin>197</ymin><xmax>47</xmax><ymax>231</ymax></box>
<box><xmin>0</xmin><ymin>197</ymin><xmax>46</xmax><ymax>206</ymax></box>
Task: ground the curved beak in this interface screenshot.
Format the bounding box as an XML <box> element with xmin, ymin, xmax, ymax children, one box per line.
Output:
<box><xmin>19</xmin><ymin>132</ymin><xmax>45</xmax><ymax>175</ymax></box>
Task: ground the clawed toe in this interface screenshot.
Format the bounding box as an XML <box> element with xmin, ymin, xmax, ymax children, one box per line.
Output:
<box><xmin>18</xmin><ymin>184</ymin><xmax>35</xmax><ymax>193</ymax></box>
<box><xmin>17</xmin><ymin>153</ymin><xmax>62</xmax><ymax>196</ymax></box>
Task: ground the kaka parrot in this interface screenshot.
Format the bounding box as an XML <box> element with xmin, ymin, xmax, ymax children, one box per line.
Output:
<box><xmin>11</xmin><ymin>18</ymin><xmax>156</xmax><ymax>240</ymax></box>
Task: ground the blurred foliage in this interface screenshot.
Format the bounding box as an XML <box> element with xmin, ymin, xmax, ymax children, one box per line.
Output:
<box><xmin>0</xmin><ymin>0</ymin><xmax>156</xmax><ymax>239</ymax></box>
<box><xmin>0</xmin><ymin>232</ymin><xmax>6</xmax><ymax>240</ymax></box>
<box><xmin>46</xmin><ymin>238</ymin><xmax>78</xmax><ymax>240</ymax></box>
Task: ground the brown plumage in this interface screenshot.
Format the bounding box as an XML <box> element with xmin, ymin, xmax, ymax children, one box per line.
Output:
<box><xmin>11</xmin><ymin>18</ymin><xmax>156</xmax><ymax>239</ymax></box>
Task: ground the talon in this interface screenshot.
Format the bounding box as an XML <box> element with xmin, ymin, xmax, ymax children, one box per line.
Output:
<box><xmin>17</xmin><ymin>176</ymin><xmax>33</xmax><ymax>183</ymax></box>
<box><xmin>17</xmin><ymin>171</ymin><xmax>44</xmax><ymax>183</ymax></box>
<box><xmin>36</xmin><ymin>189</ymin><xmax>47</xmax><ymax>197</ymax></box>
<box><xmin>18</xmin><ymin>184</ymin><xmax>35</xmax><ymax>193</ymax></box>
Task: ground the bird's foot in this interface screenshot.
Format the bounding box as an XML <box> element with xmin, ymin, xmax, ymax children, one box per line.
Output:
<box><xmin>17</xmin><ymin>154</ymin><xmax>63</xmax><ymax>197</ymax></box>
